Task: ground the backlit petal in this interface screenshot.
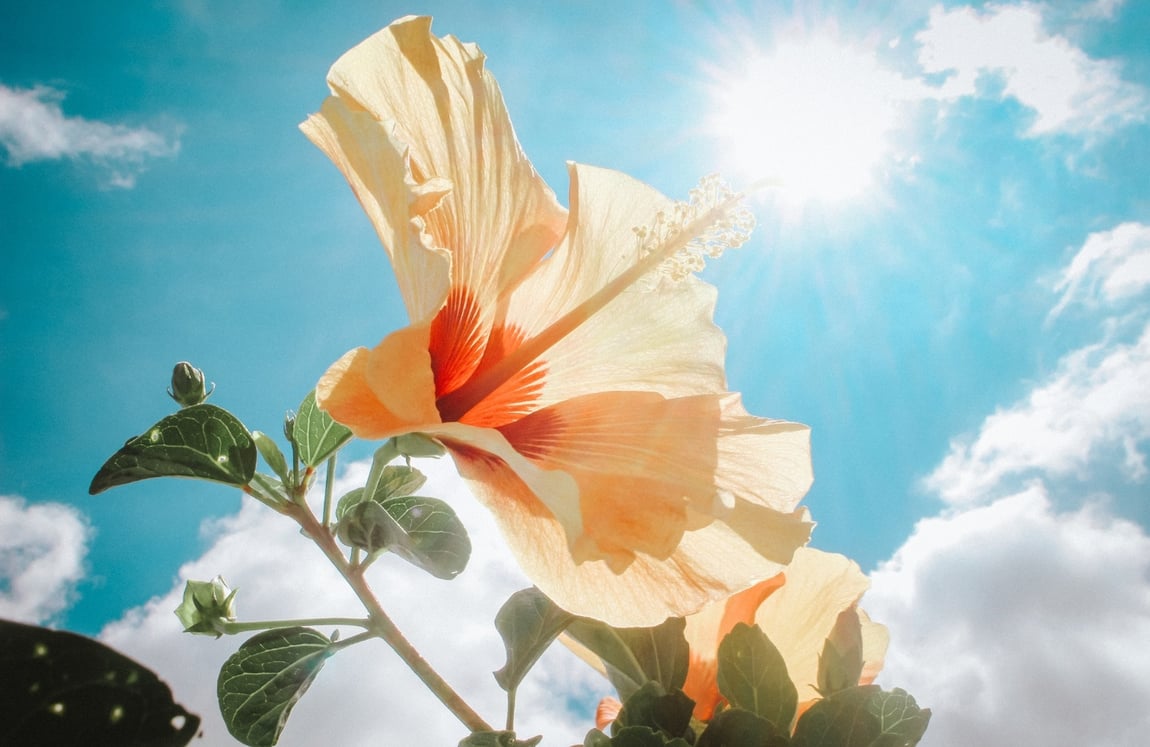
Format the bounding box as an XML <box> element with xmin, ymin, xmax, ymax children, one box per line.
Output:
<box><xmin>317</xmin><ymin>324</ymin><xmax>441</xmax><ymax>439</ymax></box>
<box><xmin>755</xmin><ymin>548</ymin><xmax>873</xmax><ymax>706</ymax></box>
<box><xmin>682</xmin><ymin>574</ymin><xmax>786</xmax><ymax>719</ymax></box>
<box><xmin>447</xmin><ymin>438</ymin><xmax>811</xmax><ymax>626</ymax></box>
<box><xmin>309</xmin><ymin>15</ymin><xmax>566</xmax><ymax>327</ymax></box>
<box><xmin>504</xmin><ymin>164</ymin><xmax>729</xmax><ymax>409</ymax></box>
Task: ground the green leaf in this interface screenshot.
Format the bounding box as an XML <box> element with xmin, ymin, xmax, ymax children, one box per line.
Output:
<box><xmin>383</xmin><ymin>495</ymin><xmax>471</xmax><ymax>579</ymax></box>
<box><xmin>696</xmin><ymin>708</ymin><xmax>789</xmax><ymax>747</ymax></box>
<box><xmin>294</xmin><ymin>390</ymin><xmax>353</xmax><ymax>468</ymax></box>
<box><xmin>252</xmin><ymin>431</ymin><xmax>290</xmax><ymax>485</ymax></box>
<box><xmin>565</xmin><ymin>616</ymin><xmax>689</xmax><ymax>702</ymax></box>
<box><xmin>584</xmin><ymin>730</ymin><xmax>614</xmax><ymax>747</ymax></box>
<box><xmin>0</xmin><ymin>619</ymin><xmax>200</xmax><ymax>746</ymax></box>
<box><xmin>89</xmin><ymin>403</ymin><xmax>256</xmax><ymax>494</ymax></box>
<box><xmin>493</xmin><ymin>587</ymin><xmax>576</xmax><ymax>692</ymax></box>
<box><xmin>867</xmin><ymin>688</ymin><xmax>931</xmax><ymax>746</ymax></box>
<box><xmin>458</xmin><ymin>731</ymin><xmax>542</xmax><ymax>747</ymax></box>
<box><xmin>371</xmin><ymin>464</ymin><xmax>427</xmax><ymax>501</ymax></box>
<box><xmin>790</xmin><ymin>686</ymin><xmax>930</xmax><ymax>747</ymax></box>
<box><xmin>218</xmin><ymin>627</ymin><xmax>333</xmax><ymax>746</ymax></box>
<box><xmin>607</xmin><ymin>725</ymin><xmax>692</xmax><ymax>747</ymax></box>
<box><xmin>335</xmin><ymin>500</ymin><xmax>394</xmax><ymax>553</ymax></box>
<box><xmin>334</xmin><ymin>487</ymin><xmax>367</xmax><ymax>522</ymax></box>
<box><xmin>614</xmin><ymin>682</ymin><xmax>694</xmax><ymax>740</ymax></box>
<box><xmin>717</xmin><ymin>623</ymin><xmax>797</xmax><ymax>731</ymax></box>
<box><xmin>249</xmin><ymin>472</ymin><xmax>289</xmax><ymax>506</ymax></box>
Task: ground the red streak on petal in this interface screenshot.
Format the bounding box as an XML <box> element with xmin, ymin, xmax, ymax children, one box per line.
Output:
<box><xmin>429</xmin><ymin>287</ymin><xmax>487</xmax><ymax>399</ymax></box>
<box><xmin>497</xmin><ymin>407</ymin><xmax>563</xmax><ymax>461</ymax></box>
<box><xmin>434</xmin><ymin>306</ymin><xmax>547</xmax><ymax>428</ymax></box>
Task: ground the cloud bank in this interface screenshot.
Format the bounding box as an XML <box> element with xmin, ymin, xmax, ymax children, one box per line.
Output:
<box><xmin>867</xmin><ymin>220</ymin><xmax>1150</xmax><ymax>746</ymax></box>
<box><xmin>0</xmin><ymin>494</ymin><xmax>91</xmax><ymax>624</ymax></box>
<box><xmin>0</xmin><ymin>82</ymin><xmax>179</xmax><ymax>187</ymax></box>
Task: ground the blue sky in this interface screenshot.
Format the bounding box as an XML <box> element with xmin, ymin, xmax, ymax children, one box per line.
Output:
<box><xmin>3</xmin><ymin>1</ymin><xmax>1150</xmax><ymax>745</ymax></box>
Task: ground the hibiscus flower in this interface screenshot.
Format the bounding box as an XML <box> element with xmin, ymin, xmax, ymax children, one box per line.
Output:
<box><xmin>680</xmin><ymin>547</ymin><xmax>889</xmax><ymax>721</ymax></box>
<box><xmin>300</xmin><ymin>15</ymin><xmax>813</xmax><ymax>626</ymax></box>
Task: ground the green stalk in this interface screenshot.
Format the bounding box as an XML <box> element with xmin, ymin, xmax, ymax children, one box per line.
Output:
<box><xmin>287</xmin><ymin>502</ymin><xmax>492</xmax><ymax>733</ymax></box>
<box><xmin>217</xmin><ymin>617</ymin><xmax>370</xmax><ymax>635</ymax></box>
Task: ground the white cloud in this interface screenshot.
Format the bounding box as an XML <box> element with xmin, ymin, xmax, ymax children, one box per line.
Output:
<box><xmin>0</xmin><ymin>495</ymin><xmax>91</xmax><ymax>624</ymax></box>
<box><xmin>915</xmin><ymin>3</ymin><xmax>1147</xmax><ymax>137</ymax></box>
<box><xmin>925</xmin><ymin>319</ymin><xmax>1150</xmax><ymax>504</ymax></box>
<box><xmin>100</xmin><ymin>458</ymin><xmax>605</xmax><ymax>746</ymax></box>
<box><xmin>867</xmin><ymin>485</ymin><xmax>1150</xmax><ymax>747</ymax></box>
<box><xmin>1051</xmin><ymin>222</ymin><xmax>1150</xmax><ymax>318</ymax></box>
<box><xmin>0</xmin><ymin>82</ymin><xmax>179</xmax><ymax>187</ymax></box>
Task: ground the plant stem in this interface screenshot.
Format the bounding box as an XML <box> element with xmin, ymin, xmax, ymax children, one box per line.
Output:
<box><xmin>288</xmin><ymin>502</ymin><xmax>492</xmax><ymax>733</ymax></box>
<box><xmin>322</xmin><ymin>454</ymin><xmax>337</xmax><ymax>527</ymax></box>
<box><xmin>506</xmin><ymin>688</ymin><xmax>517</xmax><ymax>732</ymax></box>
<box><xmin>218</xmin><ymin>617</ymin><xmax>370</xmax><ymax>635</ymax></box>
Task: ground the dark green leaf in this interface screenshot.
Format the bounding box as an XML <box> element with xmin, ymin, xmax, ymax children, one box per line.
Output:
<box><xmin>252</xmin><ymin>431</ymin><xmax>290</xmax><ymax>485</ymax></box>
<box><xmin>493</xmin><ymin>587</ymin><xmax>576</xmax><ymax>692</ymax></box>
<box><xmin>0</xmin><ymin>618</ymin><xmax>200</xmax><ymax>746</ymax></box>
<box><xmin>717</xmin><ymin>623</ymin><xmax>797</xmax><ymax>731</ymax></box>
<box><xmin>217</xmin><ymin>627</ymin><xmax>332</xmax><ymax>746</ymax></box>
<box><xmin>867</xmin><ymin>688</ymin><xmax>931</xmax><ymax>746</ymax></box>
<box><xmin>790</xmin><ymin>686</ymin><xmax>930</xmax><ymax>747</ymax></box>
<box><xmin>294</xmin><ymin>390</ymin><xmax>353</xmax><ymax>468</ymax></box>
<box><xmin>335</xmin><ymin>500</ymin><xmax>393</xmax><ymax>554</ymax></box>
<box><xmin>614</xmin><ymin>682</ymin><xmax>694</xmax><ymax>740</ymax></box>
<box><xmin>458</xmin><ymin>731</ymin><xmax>542</xmax><ymax>747</ymax></box>
<box><xmin>584</xmin><ymin>730</ymin><xmax>614</xmax><ymax>747</ymax></box>
<box><xmin>565</xmin><ymin>616</ymin><xmax>689</xmax><ymax>702</ymax></box>
<box><xmin>608</xmin><ymin>725</ymin><xmax>692</xmax><ymax>747</ymax></box>
<box><xmin>90</xmin><ymin>403</ymin><xmax>256</xmax><ymax>494</ymax></box>
<box><xmin>383</xmin><ymin>495</ymin><xmax>471</xmax><ymax>579</ymax></box>
<box><xmin>696</xmin><ymin>708</ymin><xmax>790</xmax><ymax>747</ymax></box>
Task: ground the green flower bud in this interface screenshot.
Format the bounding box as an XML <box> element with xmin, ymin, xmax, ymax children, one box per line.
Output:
<box><xmin>283</xmin><ymin>410</ymin><xmax>297</xmax><ymax>443</ymax></box>
<box><xmin>174</xmin><ymin>576</ymin><xmax>237</xmax><ymax>637</ymax></box>
<box><xmin>168</xmin><ymin>361</ymin><xmax>212</xmax><ymax>407</ymax></box>
<box><xmin>335</xmin><ymin>501</ymin><xmax>396</xmax><ymax>554</ymax></box>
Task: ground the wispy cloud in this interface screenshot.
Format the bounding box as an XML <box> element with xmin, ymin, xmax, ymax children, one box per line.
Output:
<box><xmin>100</xmin><ymin>458</ymin><xmax>603</xmax><ymax>746</ymax></box>
<box><xmin>915</xmin><ymin>3</ymin><xmax>1147</xmax><ymax>137</ymax></box>
<box><xmin>925</xmin><ymin>321</ymin><xmax>1150</xmax><ymax>503</ymax></box>
<box><xmin>867</xmin><ymin>485</ymin><xmax>1150</xmax><ymax>746</ymax></box>
<box><xmin>1051</xmin><ymin>222</ymin><xmax>1150</xmax><ymax>319</ymax></box>
<box><xmin>924</xmin><ymin>221</ymin><xmax>1150</xmax><ymax>505</ymax></box>
<box><xmin>0</xmin><ymin>82</ymin><xmax>180</xmax><ymax>187</ymax></box>
<box><xmin>0</xmin><ymin>494</ymin><xmax>91</xmax><ymax>624</ymax></box>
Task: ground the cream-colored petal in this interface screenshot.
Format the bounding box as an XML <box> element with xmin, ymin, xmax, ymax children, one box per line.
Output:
<box><xmin>301</xmin><ymin>99</ymin><xmax>452</xmax><ymax>323</ymax></box>
<box><xmin>502</xmin><ymin>163</ymin><xmax>728</xmax><ymax>407</ymax></box>
<box><xmin>446</xmin><ymin>437</ymin><xmax>811</xmax><ymax>626</ymax></box>
<box><xmin>497</xmin><ymin>391</ymin><xmax>812</xmax><ymax>566</ymax></box>
<box><xmin>755</xmin><ymin>548</ymin><xmax>872</xmax><ymax>705</ymax></box>
<box><xmin>315</xmin><ymin>16</ymin><xmax>567</xmax><ymax>320</ymax></box>
<box><xmin>858</xmin><ymin>608</ymin><xmax>889</xmax><ymax>686</ymax></box>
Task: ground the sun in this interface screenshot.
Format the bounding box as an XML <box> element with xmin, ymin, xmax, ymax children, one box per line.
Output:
<box><xmin>707</xmin><ymin>35</ymin><xmax>913</xmax><ymax>203</ymax></box>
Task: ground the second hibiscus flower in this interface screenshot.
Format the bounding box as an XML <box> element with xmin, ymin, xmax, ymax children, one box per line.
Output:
<box><xmin>301</xmin><ymin>15</ymin><xmax>814</xmax><ymax>626</ymax></box>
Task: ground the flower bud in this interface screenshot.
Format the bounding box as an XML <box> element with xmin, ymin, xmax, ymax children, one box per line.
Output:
<box><xmin>168</xmin><ymin>361</ymin><xmax>212</xmax><ymax>407</ymax></box>
<box><xmin>816</xmin><ymin>606</ymin><xmax>865</xmax><ymax>696</ymax></box>
<box><xmin>283</xmin><ymin>410</ymin><xmax>297</xmax><ymax>443</ymax></box>
<box><xmin>174</xmin><ymin>576</ymin><xmax>237</xmax><ymax>637</ymax></box>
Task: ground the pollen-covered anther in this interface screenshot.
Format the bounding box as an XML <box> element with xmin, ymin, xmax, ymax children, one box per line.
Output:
<box><xmin>635</xmin><ymin>174</ymin><xmax>755</xmax><ymax>289</ymax></box>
